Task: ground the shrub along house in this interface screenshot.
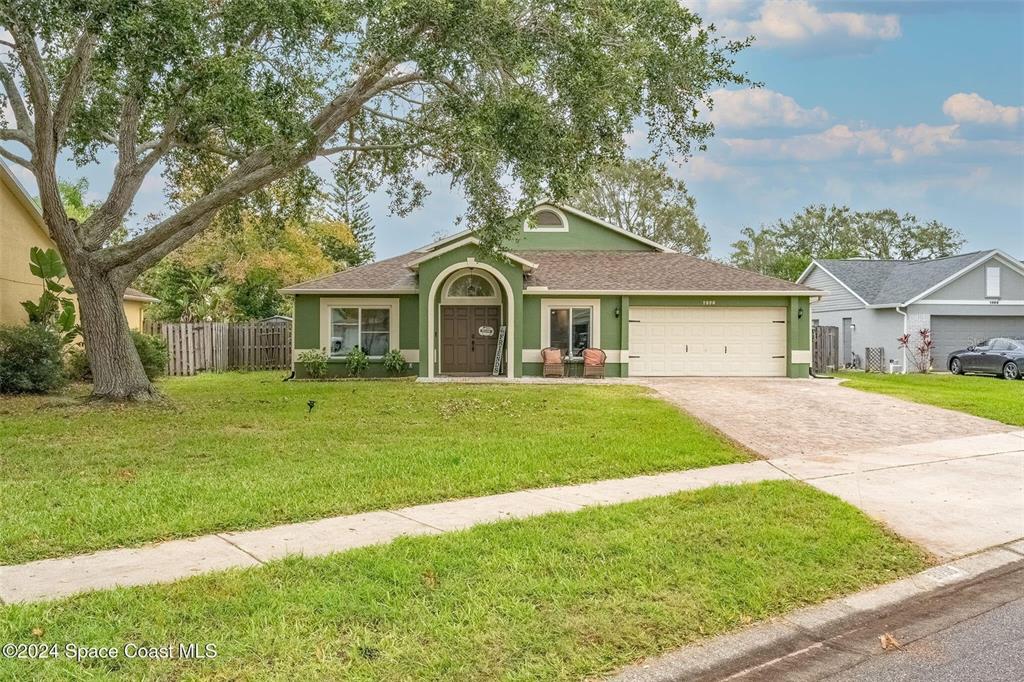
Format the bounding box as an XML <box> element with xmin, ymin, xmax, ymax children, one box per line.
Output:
<box><xmin>282</xmin><ymin>204</ymin><xmax>821</xmax><ymax>379</ymax></box>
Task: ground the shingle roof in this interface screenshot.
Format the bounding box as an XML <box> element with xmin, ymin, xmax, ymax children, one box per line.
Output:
<box><xmin>281</xmin><ymin>252</ymin><xmax>420</xmax><ymax>292</ymax></box>
<box><xmin>124</xmin><ymin>287</ymin><xmax>159</xmax><ymax>303</ymax></box>
<box><xmin>282</xmin><ymin>249</ymin><xmax>818</xmax><ymax>294</ymax></box>
<box><xmin>814</xmin><ymin>251</ymin><xmax>992</xmax><ymax>305</ymax></box>
<box><xmin>523</xmin><ymin>251</ymin><xmax>816</xmax><ymax>292</ymax></box>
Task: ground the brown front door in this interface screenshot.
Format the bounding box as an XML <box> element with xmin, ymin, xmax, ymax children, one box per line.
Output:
<box><xmin>441</xmin><ymin>305</ymin><xmax>501</xmax><ymax>374</ymax></box>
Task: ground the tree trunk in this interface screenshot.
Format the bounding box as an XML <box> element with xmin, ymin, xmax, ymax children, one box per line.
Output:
<box><xmin>73</xmin><ymin>269</ymin><xmax>157</xmax><ymax>401</ymax></box>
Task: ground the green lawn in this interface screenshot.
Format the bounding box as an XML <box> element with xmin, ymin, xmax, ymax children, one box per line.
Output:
<box><xmin>838</xmin><ymin>371</ymin><xmax>1024</xmax><ymax>426</ymax></box>
<box><xmin>0</xmin><ymin>372</ymin><xmax>749</xmax><ymax>564</ymax></box>
<box><xmin>0</xmin><ymin>481</ymin><xmax>926</xmax><ymax>681</ymax></box>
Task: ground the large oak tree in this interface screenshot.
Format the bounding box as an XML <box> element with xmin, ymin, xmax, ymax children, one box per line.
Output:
<box><xmin>1</xmin><ymin>0</ymin><xmax>745</xmax><ymax>399</ymax></box>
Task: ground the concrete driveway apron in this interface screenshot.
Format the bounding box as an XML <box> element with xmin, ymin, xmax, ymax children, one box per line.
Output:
<box><xmin>644</xmin><ymin>378</ymin><xmax>1024</xmax><ymax>559</ymax></box>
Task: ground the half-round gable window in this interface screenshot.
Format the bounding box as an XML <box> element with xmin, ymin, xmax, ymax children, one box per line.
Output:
<box><xmin>524</xmin><ymin>207</ymin><xmax>568</xmax><ymax>232</ymax></box>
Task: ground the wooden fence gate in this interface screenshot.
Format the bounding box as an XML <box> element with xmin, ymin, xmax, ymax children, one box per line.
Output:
<box><xmin>811</xmin><ymin>325</ymin><xmax>839</xmax><ymax>375</ymax></box>
<box><xmin>145</xmin><ymin>320</ymin><xmax>292</xmax><ymax>376</ymax></box>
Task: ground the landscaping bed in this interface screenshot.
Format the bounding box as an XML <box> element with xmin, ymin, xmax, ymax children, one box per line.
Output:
<box><xmin>0</xmin><ymin>481</ymin><xmax>927</xmax><ymax>681</ymax></box>
<box><xmin>0</xmin><ymin>372</ymin><xmax>748</xmax><ymax>563</ymax></box>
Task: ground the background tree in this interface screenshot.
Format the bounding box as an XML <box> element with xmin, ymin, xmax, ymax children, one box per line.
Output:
<box><xmin>138</xmin><ymin>172</ymin><xmax>357</xmax><ymax>321</ymax></box>
<box><xmin>323</xmin><ymin>166</ymin><xmax>376</xmax><ymax>267</ymax></box>
<box><xmin>730</xmin><ymin>204</ymin><xmax>964</xmax><ymax>281</ymax></box>
<box><xmin>573</xmin><ymin>158</ymin><xmax>710</xmax><ymax>256</ymax></box>
<box><xmin>0</xmin><ymin>0</ymin><xmax>746</xmax><ymax>399</ymax></box>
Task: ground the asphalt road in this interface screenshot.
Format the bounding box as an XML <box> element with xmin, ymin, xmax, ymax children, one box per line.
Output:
<box><xmin>829</xmin><ymin>598</ymin><xmax>1024</xmax><ymax>682</ymax></box>
<box><xmin>731</xmin><ymin>560</ymin><xmax>1024</xmax><ymax>682</ymax></box>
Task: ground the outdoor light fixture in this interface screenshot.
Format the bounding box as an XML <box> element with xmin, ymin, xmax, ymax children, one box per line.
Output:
<box><xmin>798</xmin><ymin>307</ymin><xmax>804</xmax><ymax>319</ymax></box>
<box><xmin>614</xmin><ymin>306</ymin><xmax>621</xmax><ymax>318</ymax></box>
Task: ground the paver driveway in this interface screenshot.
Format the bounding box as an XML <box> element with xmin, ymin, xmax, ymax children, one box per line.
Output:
<box><xmin>645</xmin><ymin>378</ymin><xmax>1024</xmax><ymax>558</ymax></box>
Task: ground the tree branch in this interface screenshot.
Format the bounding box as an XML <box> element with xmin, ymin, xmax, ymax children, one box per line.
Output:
<box><xmin>0</xmin><ymin>144</ymin><xmax>34</xmax><ymax>170</ymax></box>
<box><xmin>0</xmin><ymin>128</ymin><xmax>31</xmax><ymax>144</ymax></box>
<box><xmin>53</xmin><ymin>30</ymin><xmax>97</xmax><ymax>143</ymax></box>
<box><xmin>97</xmin><ymin>58</ymin><xmax>431</xmax><ymax>279</ymax></box>
<box><xmin>0</xmin><ymin>60</ymin><xmax>34</xmax><ymax>139</ymax></box>
<box><xmin>319</xmin><ymin>142</ymin><xmax>416</xmax><ymax>156</ymax></box>
<box><xmin>80</xmin><ymin>96</ymin><xmax>177</xmax><ymax>249</ymax></box>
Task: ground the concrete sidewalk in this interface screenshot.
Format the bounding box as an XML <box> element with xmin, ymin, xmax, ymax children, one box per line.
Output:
<box><xmin>3</xmin><ymin>425</ymin><xmax>1021</xmax><ymax>605</ymax></box>
<box><xmin>0</xmin><ymin>461</ymin><xmax>786</xmax><ymax>604</ymax></box>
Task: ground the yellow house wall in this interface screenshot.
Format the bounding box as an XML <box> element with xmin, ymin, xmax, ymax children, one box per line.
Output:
<box><xmin>0</xmin><ymin>176</ymin><xmax>54</xmax><ymax>326</ymax></box>
<box><xmin>1</xmin><ymin>173</ymin><xmax>148</xmax><ymax>329</ymax></box>
<box><xmin>122</xmin><ymin>300</ymin><xmax>147</xmax><ymax>331</ymax></box>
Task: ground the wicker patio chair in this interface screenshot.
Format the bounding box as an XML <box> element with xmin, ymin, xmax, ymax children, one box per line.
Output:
<box><xmin>541</xmin><ymin>347</ymin><xmax>565</xmax><ymax>378</ymax></box>
<box><xmin>581</xmin><ymin>348</ymin><xmax>607</xmax><ymax>379</ymax></box>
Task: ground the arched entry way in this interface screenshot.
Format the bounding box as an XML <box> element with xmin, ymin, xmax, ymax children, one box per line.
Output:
<box><xmin>427</xmin><ymin>261</ymin><xmax>515</xmax><ymax>378</ymax></box>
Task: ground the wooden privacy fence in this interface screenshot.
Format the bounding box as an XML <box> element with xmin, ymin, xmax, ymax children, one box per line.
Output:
<box><xmin>144</xmin><ymin>320</ymin><xmax>292</xmax><ymax>376</ymax></box>
<box><xmin>811</xmin><ymin>325</ymin><xmax>839</xmax><ymax>374</ymax></box>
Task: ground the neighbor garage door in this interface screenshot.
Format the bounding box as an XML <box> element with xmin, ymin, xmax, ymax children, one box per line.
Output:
<box><xmin>931</xmin><ymin>315</ymin><xmax>1024</xmax><ymax>367</ymax></box>
<box><xmin>628</xmin><ymin>307</ymin><xmax>788</xmax><ymax>376</ymax></box>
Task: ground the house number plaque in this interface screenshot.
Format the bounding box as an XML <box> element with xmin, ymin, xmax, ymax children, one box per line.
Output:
<box><xmin>478</xmin><ymin>326</ymin><xmax>495</xmax><ymax>337</ymax></box>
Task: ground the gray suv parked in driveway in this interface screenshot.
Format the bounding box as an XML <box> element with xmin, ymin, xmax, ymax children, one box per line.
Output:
<box><xmin>948</xmin><ymin>337</ymin><xmax>1024</xmax><ymax>379</ymax></box>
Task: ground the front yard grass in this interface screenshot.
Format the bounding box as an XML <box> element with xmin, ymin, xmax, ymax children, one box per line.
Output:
<box><xmin>838</xmin><ymin>371</ymin><xmax>1024</xmax><ymax>426</ymax></box>
<box><xmin>0</xmin><ymin>372</ymin><xmax>748</xmax><ymax>564</ymax></box>
<box><xmin>0</xmin><ymin>481</ymin><xmax>927</xmax><ymax>681</ymax></box>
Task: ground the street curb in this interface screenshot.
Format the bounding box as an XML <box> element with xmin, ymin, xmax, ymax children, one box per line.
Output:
<box><xmin>610</xmin><ymin>542</ymin><xmax>1024</xmax><ymax>682</ymax></box>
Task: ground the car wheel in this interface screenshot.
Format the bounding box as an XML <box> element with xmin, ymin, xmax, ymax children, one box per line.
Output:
<box><xmin>1004</xmin><ymin>361</ymin><xmax>1020</xmax><ymax>381</ymax></box>
<box><xmin>949</xmin><ymin>357</ymin><xmax>963</xmax><ymax>375</ymax></box>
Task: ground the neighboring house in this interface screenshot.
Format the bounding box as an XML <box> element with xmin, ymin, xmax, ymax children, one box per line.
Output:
<box><xmin>797</xmin><ymin>250</ymin><xmax>1024</xmax><ymax>372</ymax></box>
<box><xmin>282</xmin><ymin>204</ymin><xmax>820</xmax><ymax>379</ymax></box>
<box><xmin>0</xmin><ymin>161</ymin><xmax>158</xmax><ymax>330</ymax></box>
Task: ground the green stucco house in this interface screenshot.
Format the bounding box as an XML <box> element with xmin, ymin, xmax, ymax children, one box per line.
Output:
<box><xmin>282</xmin><ymin>204</ymin><xmax>821</xmax><ymax>379</ymax></box>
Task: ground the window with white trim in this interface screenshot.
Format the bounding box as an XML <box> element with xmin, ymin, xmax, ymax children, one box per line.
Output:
<box><xmin>524</xmin><ymin>207</ymin><xmax>568</xmax><ymax>232</ymax></box>
<box><xmin>548</xmin><ymin>306</ymin><xmax>592</xmax><ymax>356</ymax></box>
<box><xmin>986</xmin><ymin>266</ymin><xmax>1001</xmax><ymax>298</ymax></box>
<box><xmin>330</xmin><ymin>307</ymin><xmax>391</xmax><ymax>357</ymax></box>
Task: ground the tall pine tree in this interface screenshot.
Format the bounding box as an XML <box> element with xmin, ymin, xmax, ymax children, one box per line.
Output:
<box><xmin>325</xmin><ymin>170</ymin><xmax>376</xmax><ymax>268</ymax></box>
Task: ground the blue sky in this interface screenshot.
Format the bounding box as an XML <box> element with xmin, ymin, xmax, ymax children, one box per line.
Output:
<box><xmin>10</xmin><ymin>0</ymin><xmax>1024</xmax><ymax>261</ymax></box>
<box><xmin>367</xmin><ymin>0</ymin><xmax>1024</xmax><ymax>258</ymax></box>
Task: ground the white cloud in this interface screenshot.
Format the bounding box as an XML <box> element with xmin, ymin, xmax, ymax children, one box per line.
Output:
<box><xmin>942</xmin><ymin>93</ymin><xmax>1022</xmax><ymax>127</ymax></box>
<box><xmin>722</xmin><ymin>123</ymin><xmax>963</xmax><ymax>163</ymax></box>
<box><xmin>708</xmin><ymin>88</ymin><xmax>829</xmax><ymax>129</ymax></box>
<box><xmin>704</xmin><ymin>0</ymin><xmax>901</xmax><ymax>50</ymax></box>
<box><xmin>674</xmin><ymin>156</ymin><xmax>739</xmax><ymax>182</ymax></box>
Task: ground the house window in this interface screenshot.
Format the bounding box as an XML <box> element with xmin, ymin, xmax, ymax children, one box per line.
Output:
<box><xmin>549</xmin><ymin>307</ymin><xmax>592</xmax><ymax>356</ymax></box>
<box><xmin>524</xmin><ymin>207</ymin><xmax>568</xmax><ymax>232</ymax></box>
<box><xmin>330</xmin><ymin>307</ymin><xmax>390</xmax><ymax>357</ymax></box>
<box><xmin>986</xmin><ymin>266</ymin><xmax>1001</xmax><ymax>298</ymax></box>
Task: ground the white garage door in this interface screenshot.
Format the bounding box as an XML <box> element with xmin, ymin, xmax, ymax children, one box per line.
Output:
<box><xmin>629</xmin><ymin>307</ymin><xmax>788</xmax><ymax>376</ymax></box>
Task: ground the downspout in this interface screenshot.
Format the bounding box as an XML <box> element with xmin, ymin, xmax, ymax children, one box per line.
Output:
<box><xmin>896</xmin><ymin>304</ymin><xmax>908</xmax><ymax>374</ymax></box>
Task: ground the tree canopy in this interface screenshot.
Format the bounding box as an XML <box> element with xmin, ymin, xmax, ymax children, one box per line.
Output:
<box><xmin>573</xmin><ymin>158</ymin><xmax>710</xmax><ymax>256</ymax></box>
<box><xmin>0</xmin><ymin>0</ymin><xmax>747</xmax><ymax>398</ymax></box>
<box><xmin>730</xmin><ymin>205</ymin><xmax>965</xmax><ymax>282</ymax></box>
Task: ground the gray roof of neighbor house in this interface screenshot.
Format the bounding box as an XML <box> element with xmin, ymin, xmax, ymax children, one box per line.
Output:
<box><xmin>811</xmin><ymin>251</ymin><xmax>997</xmax><ymax>305</ymax></box>
<box><xmin>281</xmin><ymin>249</ymin><xmax>819</xmax><ymax>294</ymax></box>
